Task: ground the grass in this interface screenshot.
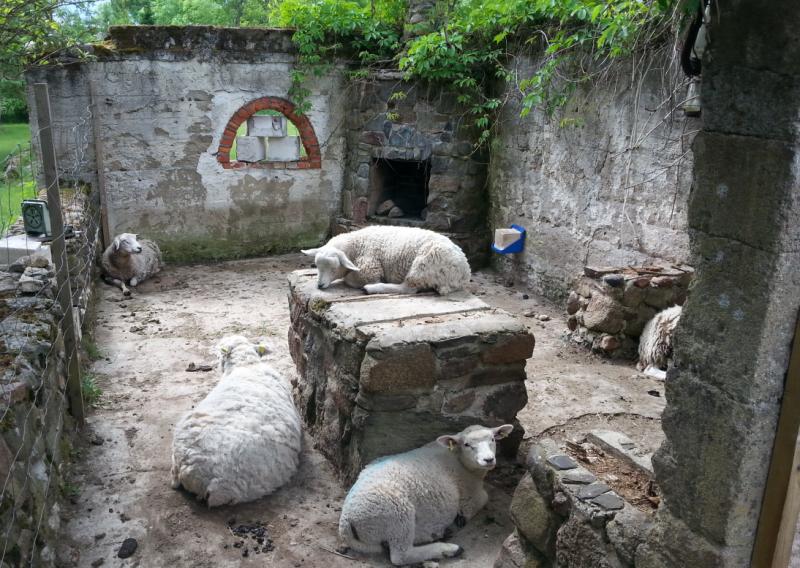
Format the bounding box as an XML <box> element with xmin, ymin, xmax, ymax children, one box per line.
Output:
<box><xmin>0</xmin><ymin>123</ymin><xmax>30</xmax><ymax>161</ymax></box>
<box><xmin>82</xmin><ymin>337</ymin><xmax>104</xmax><ymax>361</ymax></box>
<box><xmin>81</xmin><ymin>374</ymin><xmax>103</xmax><ymax>407</ymax></box>
<box><xmin>0</xmin><ymin>123</ymin><xmax>37</xmax><ymax>233</ymax></box>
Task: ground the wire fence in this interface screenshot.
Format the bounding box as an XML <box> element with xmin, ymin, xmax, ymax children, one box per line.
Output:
<box><xmin>0</xmin><ymin>84</ymin><xmax>101</xmax><ymax>566</ymax></box>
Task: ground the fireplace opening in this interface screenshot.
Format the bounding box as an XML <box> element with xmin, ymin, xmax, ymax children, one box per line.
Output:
<box><xmin>368</xmin><ymin>158</ymin><xmax>430</xmax><ymax>221</ymax></box>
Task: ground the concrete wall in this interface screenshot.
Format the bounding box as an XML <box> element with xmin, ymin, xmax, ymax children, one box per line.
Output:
<box><xmin>488</xmin><ymin>51</ymin><xmax>697</xmax><ymax>300</ymax></box>
<box><xmin>27</xmin><ymin>27</ymin><xmax>347</xmax><ymax>261</ymax></box>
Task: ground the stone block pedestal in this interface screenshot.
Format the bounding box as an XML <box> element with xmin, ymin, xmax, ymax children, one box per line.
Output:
<box><xmin>288</xmin><ymin>269</ymin><xmax>535</xmax><ymax>482</ymax></box>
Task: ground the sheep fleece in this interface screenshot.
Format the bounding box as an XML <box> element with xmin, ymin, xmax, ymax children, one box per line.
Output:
<box><xmin>101</xmin><ymin>239</ymin><xmax>162</xmax><ymax>283</ymax></box>
<box><xmin>332</xmin><ymin>226</ymin><xmax>471</xmax><ymax>294</ymax></box>
<box><xmin>339</xmin><ymin>444</ymin><xmax>484</xmax><ymax>549</ymax></box>
<box><xmin>171</xmin><ymin>364</ymin><xmax>301</xmax><ymax>506</ymax></box>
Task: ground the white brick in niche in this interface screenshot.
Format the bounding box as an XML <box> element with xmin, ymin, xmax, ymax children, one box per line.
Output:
<box><xmin>267</xmin><ymin>136</ymin><xmax>301</xmax><ymax>161</ymax></box>
<box><xmin>235</xmin><ymin>136</ymin><xmax>266</xmax><ymax>162</ymax></box>
<box><xmin>247</xmin><ymin>115</ymin><xmax>287</xmax><ymax>137</ymax></box>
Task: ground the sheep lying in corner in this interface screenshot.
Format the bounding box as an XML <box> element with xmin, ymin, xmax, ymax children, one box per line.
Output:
<box><xmin>100</xmin><ymin>233</ymin><xmax>162</xmax><ymax>296</ymax></box>
<box><xmin>302</xmin><ymin>226</ymin><xmax>471</xmax><ymax>295</ymax></box>
<box><xmin>170</xmin><ymin>335</ymin><xmax>302</xmax><ymax>507</ymax></box>
<box><xmin>637</xmin><ymin>305</ymin><xmax>683</xmax><ymax>380</ymax></box>
<box><xmin>339</xmin><ymin>424</ymin><xmax>513</xmax><ymax>566</ymax></box>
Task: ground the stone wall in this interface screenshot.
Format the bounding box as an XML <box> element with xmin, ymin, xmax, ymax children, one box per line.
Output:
<box><xmin>26</xmin><ymin>26</ymin><xmax>348</xmax><ymax>262</ymax></box>
<box><xmin>488</xmin><ymin>50</ymin><xmax>697</xmax><ymax>300</ymax></box>
<box><xmin>568</xmin><ymin>264</ymin><xmax>693</xmax><ymax>359</ymax></box>
<box><xmin>0</xmin><ymin>190</ymin><xmax>99</xmax><ymax>566</ymax></box>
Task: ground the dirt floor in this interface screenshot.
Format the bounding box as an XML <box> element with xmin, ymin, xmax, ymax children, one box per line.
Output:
<box><xmin>59</xmin><ymin>255</ymin><xmax>666</xmax><ymax>567</ymax></box>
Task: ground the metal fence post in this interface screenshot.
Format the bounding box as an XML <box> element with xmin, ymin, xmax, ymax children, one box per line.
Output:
<box><xmin>33</xmin><ymin>82</ymin><xmax>85</xmax><ymax>426</ymax></box>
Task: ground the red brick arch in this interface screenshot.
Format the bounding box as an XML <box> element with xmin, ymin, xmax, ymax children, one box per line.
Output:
<box><xmin>216</xmin><ymin>96</ymin><xmax>322</xmax><ymax>170</ymax></box>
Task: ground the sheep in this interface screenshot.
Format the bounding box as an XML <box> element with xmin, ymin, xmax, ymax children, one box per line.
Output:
<box><xmin>338</xmin><ymin>423</ymin><xmax>513</xmax><ymax>566</ymax></box>
<box><xmin>100</xmin><ymin>233</ymin><xmax>162</xmax><ymax>296</ymax></box>
<box><xmin>170</xmin><ymin>335</ymin><xmax>302</xmax><ymax>507</ymax></box>
<box><xmin>301</xmin><ymin>226</ymin><xmax>471</xmax><ymax>295</ymax></box>
<box><xmin>637</xmin><ymin>305</ymin><xmax>683</xmax><ymax>380</ymax></box>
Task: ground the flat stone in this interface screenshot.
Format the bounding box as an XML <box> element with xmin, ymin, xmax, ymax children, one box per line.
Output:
<box><xmin>591</xmin><ymin>492</ymin><xmax>625</xmax><ymax>510</ymax></box>
<box><xmin>561</xmin><ymin>471</ymin><xmax>597</xmax><ymax>485</ymax></box>
<box><xmin>577</xmin><ymin>482</ymin><xmax>611</xmax><ymax>500</ymax></box>
<box><xmin>117</xmin><ymin>537</ymin><xmax>138</xmax><ymax>559</ymax></box>
<box><xmin>602</xmin><ymin>274</ymin><xmax>625</xmax><ymax>287</ymax></box>
<box><xmin>547</xmin><ymin>454</ymin><xmax>578</xmax><ymax>470</ymax></box>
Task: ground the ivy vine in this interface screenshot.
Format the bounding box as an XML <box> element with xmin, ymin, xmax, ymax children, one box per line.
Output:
<box><xmin>271</xmin><ymin>0</ymin><xmax>687</xmax><ymax>144</ymax></box>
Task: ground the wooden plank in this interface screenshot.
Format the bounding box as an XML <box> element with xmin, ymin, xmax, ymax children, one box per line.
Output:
<box><xmin>772</xmin><ymin>438</ymin><xmax>800</xmax><ymax>568</ymax></box>
<box><xmin>33</xmin><ymin>83</ymin><xmax>85</xmax><ymax>426</ymax></box>
<box><xmin>752</xmin><ymin>312</ymin><xmax>800</xmax><ymax>567</ymax></box>
<box><xmin>89</xmin><ymin>80</ymin><xmax>111</xmax><ymax>248</ymax></box>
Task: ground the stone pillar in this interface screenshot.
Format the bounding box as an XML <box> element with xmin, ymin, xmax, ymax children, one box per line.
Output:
<box><xmin>639</xmin><ymin>2</ymin><xmax>800</xmax><ymax>566</ymax></box>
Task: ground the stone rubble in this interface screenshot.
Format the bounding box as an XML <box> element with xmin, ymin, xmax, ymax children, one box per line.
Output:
<box><xmin>567</xmin><ymin>264</ymin><xmax>693</xmax><ymax>359</ymax></box>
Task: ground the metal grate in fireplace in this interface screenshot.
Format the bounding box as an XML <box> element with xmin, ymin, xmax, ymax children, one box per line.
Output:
<box><xmin>368</xmin><ymin>158</ymin><xmax>430</xmax><ymax>221</ymax></box>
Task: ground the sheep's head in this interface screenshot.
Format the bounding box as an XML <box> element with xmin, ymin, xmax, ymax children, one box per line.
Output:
<box><xmin>217</xmin><ymin>335</ymin><xmax>269</xmax><ymax>372</ymax></box>
<box><xmin>112</xmin><ymin>233</ymin><xmax>143</xmax><ymax>255</ymax></box>
<box><xmin>437</xmin><ymin>424</ymin><xmax>513</xmax><ymax>472</ymax></box>
<box><xmin>301</xmin><ymin>246</ymin><xmax>359</xmax><ymax>289</ymax></box>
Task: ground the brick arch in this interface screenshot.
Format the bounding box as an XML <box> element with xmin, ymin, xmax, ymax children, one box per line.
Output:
<box><xmin>216</xmin><ymin>96</ymin><xmax>322</xmax><ymax>170</ymax></box>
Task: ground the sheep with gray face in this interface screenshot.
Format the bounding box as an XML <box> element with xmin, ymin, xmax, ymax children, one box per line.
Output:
<box><xmin>100</xmin><ymin>233</ymin><xmax>162</xmax><ymax>296</ymax></box>
<box><xmin>302</xmin><ymin>225</ymin><xmax>471</xmax><ymax>295</ymax></box>
<box><xmin>339</xmin><ymin>424</ymin><xmax>513</xmax><ymax>566</ymax></box>
<box><xmin>637</xmin><ymin>305</ymin><xmax>683</xmax><ymax>380</ymax></box>
<box><xmin>170</xmin><ymin>336</ymin><xmax>302</xmax><ymax>507</ymax></box>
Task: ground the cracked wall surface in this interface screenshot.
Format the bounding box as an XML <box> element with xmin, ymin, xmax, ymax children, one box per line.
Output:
<box><xmin>488</xmin><ymin>52</ymin><xmax>696</xmax><ymax>301</ymax></box>
<box><xmin>26</xmin><ymin>27</ymin><xmax>347</xmax><ymax>261</ymax></box>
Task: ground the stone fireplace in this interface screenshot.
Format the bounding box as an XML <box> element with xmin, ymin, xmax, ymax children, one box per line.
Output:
<box><xmin>368</xmin><ymin>158</ymin><xmax>430</xmax><ymax>220</ymax></box>
<box><xmin>336</xmin><ymin>71</ymin><xmax>491</xmax><ymax>265</ymax></box>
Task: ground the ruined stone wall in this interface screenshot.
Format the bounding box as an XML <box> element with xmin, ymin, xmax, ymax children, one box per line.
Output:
<box><xmin>488</xmin><ymin>50</ymin><xmax>697</xmax><ymax>301</ymax></box>
<box><xmin>0</xmin><ymin>190</ymin><xmax>99</xmax><ymax>566</ymax></box>
<box><xmin>26</xmin><ymin>27</ymin><xmax>348</xmax><ymax>261</ymax></box>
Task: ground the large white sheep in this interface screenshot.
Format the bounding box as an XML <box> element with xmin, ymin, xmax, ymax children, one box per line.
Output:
<box><xmin>301</xmin><ymin>226</ymin><xmax>471</xmax><ymax>295</ymax></box>
<box><xmin>100</xmin><ymin>233</ymin><xmax>162</xmax><ymax>296</ymax></box>
<box><xmin>339</xmin><ymin>424</ymin><xmax>513</xmax><ymax>565</ymax></box>
<box><xmin>637</xmin><ymin>305</ymin><xmax>683</xmax><ymax>380</ymax></box>
<box><xmin>170</xmin><ymin>335</ymin><xmax>302</xmax><ymax>507</ymax></box>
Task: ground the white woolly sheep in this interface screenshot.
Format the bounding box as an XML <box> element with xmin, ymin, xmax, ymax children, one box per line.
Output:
<box><xmin>170</xmin><ymin>335</ymin><xmax>302</xmax><ymax>507</ymax></box>
<box><xmin>101</xmin><ymin>233</ymin><xmax>162</xmax><ymax>296</ymax></box>
<box><xmin>338</xmin><ymin>423</ymin><xmax>513</xmax><ymax>565</ymax></box>
<box><xmin>637</xmin><ymin>305</ymin><xmax>683</xmax><ymax>380</ymax></box>
<box><xmin>301</xmin><ymin>226</ymin><xmax>471</xmax><ymax>295</ymax></box>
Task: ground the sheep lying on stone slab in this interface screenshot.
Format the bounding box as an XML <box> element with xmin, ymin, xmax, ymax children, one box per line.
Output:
<box><xmin>302</xmin><ymin>226</ymin><xmax>471</xmax><ymax>295</ymax></box>
<box><xmin>637</xmin><ymin>305</ymin><xmax>682</xmax><ymax>380</ymax></box>
<box><xmin>339</xmin><ymin>423</ymin><xmax>513</xmax><ymax>565</ymax></box>
<box><xmin>170</xmin><ymin>335</ymin><xmax>302</xmax><ymax>507</ymax></box>
<box><xmin>100</xmin><ymin>233</ymin><xmax>162</xmax><ymax>296</ymax></box>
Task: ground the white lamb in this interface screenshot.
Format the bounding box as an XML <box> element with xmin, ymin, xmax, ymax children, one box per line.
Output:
<box><xmin>100</xmin><ymin>233</ymin><xmax>162</xmax><ymax>296</ymax></box>
<box><xmin>339</xmin><ymin>424</ymin><xmax>513</xmax><ymax>566</ymax></box>
<box><xmin>301</xmin><ymin>226</ymin><xmax>471</xmax><ymax>295</ymax></box>
<box><xmin>637</xmin><ymin>305</ymin><xmax>683</xmax><ymax>380</ymax></box>
<box><xmin>170</xmin><ymin>335</ymin><xmax>302</xmax><ymax>507</ymax></box>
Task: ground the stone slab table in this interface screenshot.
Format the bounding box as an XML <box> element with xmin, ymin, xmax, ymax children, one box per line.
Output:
<box><xmin>288</xmin><ymin>269</ymin><xmax>535</xmax><ymax>482</ymax></box>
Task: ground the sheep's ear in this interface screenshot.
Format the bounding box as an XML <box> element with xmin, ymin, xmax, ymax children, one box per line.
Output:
<box><xmin>301</xmin><ymin>248</ymin><xmax>319</xmax><ymax>256</ymax></box>
<box><xmin>336</xmin><ymin>250</ymin><xmax>360</xmax><ymax>272</ymax></box>
<box><xmin>437</xmin><ymin>434</ymin><xmax>462</xmax><ymax>451</ymax></box>
<box><xmin>112</xmin><ymin>236</ymin><xmax>121</xmax><ymax>251</ymax></box>
<box><xmin>492</xmin><ymin>424</ymin><xmax>514</xmax><ymax>440</ymax></box>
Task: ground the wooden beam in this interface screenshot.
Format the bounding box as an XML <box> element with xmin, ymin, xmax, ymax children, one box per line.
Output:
<box><xmin>89</xmin><ymin>80</ymin><xmax>111</xmax><ymax>249</ymax></box>
<box><xmin>752</xmin><ymin>311</ymin><xmax>800</xmax><ymax>567</ymax></box>
<box><xmin>33</xmin><ymin>83</ymin><xmax>85</xmax><ymax>426</ymax></box>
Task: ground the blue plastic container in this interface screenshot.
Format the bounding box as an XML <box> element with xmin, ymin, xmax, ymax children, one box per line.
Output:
<box><xmin>491</xmin><ymin>224</ymin><xmax>526</xmax><ymax>254</ymax></box>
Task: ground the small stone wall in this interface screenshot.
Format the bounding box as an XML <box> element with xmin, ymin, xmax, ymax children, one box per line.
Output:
<box><xmin>567</xmin><ymin>265</ymin><xmax>693</xmax><ymax>359</ymax></box>
<box><xmin>287</xmin><ymin>270</ymin><xmax>534</xmax><ymax>482</ymax></box>
<box><xmin>495</xmin><ymin>440</ymin><xmax>653</xmax><ymax>568</ymax></box>
<box><xmin>0</xmin><ymin>190</ymin><xmax>99</xmax><ymax>566</ymax></box>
